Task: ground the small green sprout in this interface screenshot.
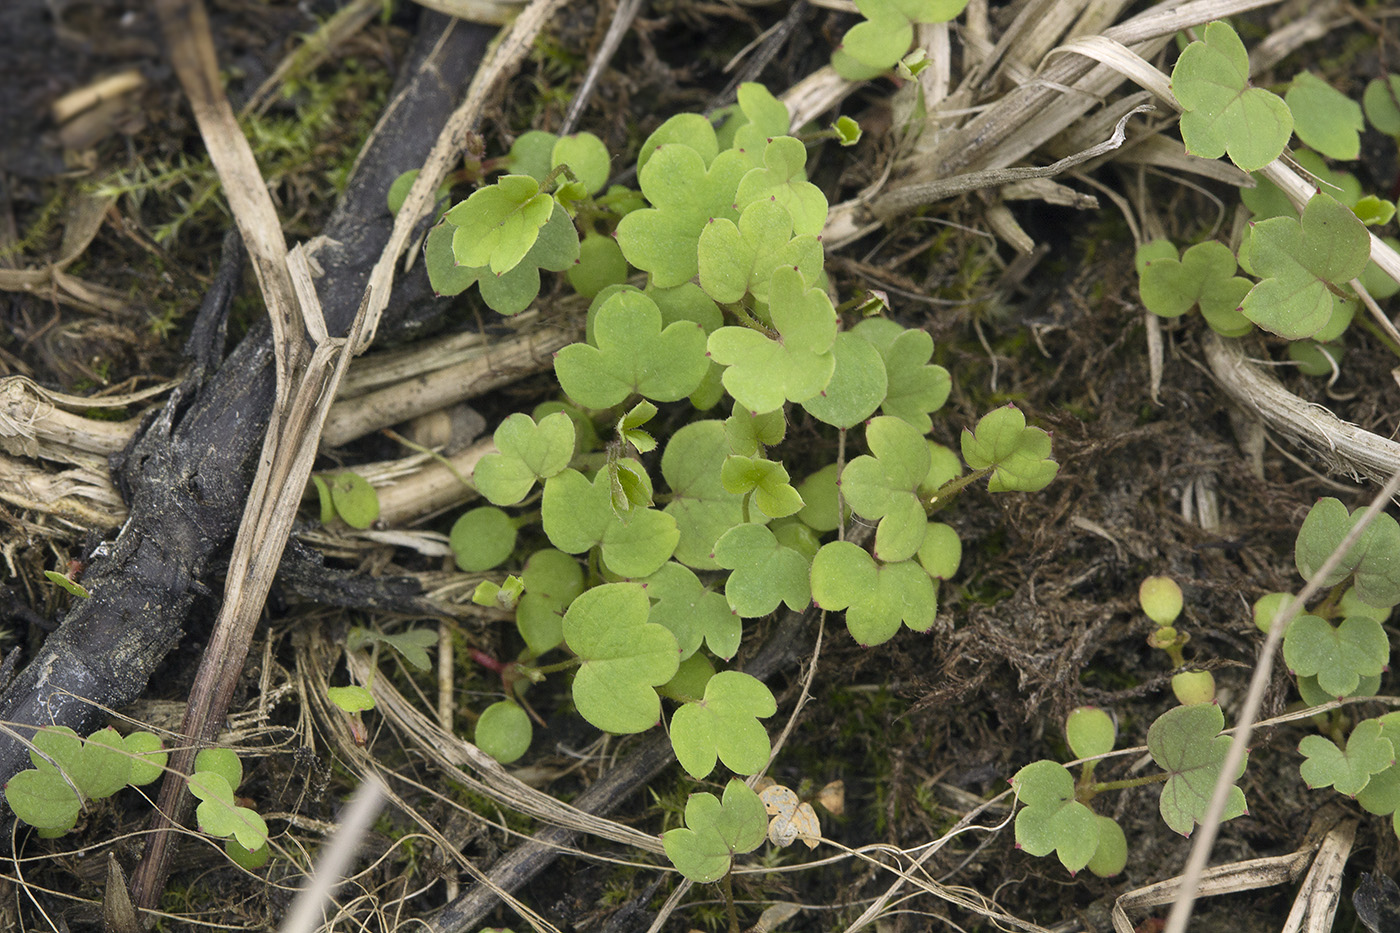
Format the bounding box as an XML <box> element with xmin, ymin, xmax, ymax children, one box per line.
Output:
<box><xmin>1138</xmin><ymin>575</ymin><xmax>1183</xmax><ymax>627</ymax></box>
<box><xmin>43</xmin><ymin>570</ymin><xmax>90</xmax><ymax>600</ymax></box>
<box><xmin>311</xmin><ymin>472</ymin><xmax>380</xmax><ymax>529</ymax></box>
<box><xmin>474</xmin><ymin>701</ymin><xmax>533</xmax><ymax>764</ymax></box>
<box><xmin>661</xmin><ymin>779</ymin><xmax>768</xmax><ymax>884</ymax></box>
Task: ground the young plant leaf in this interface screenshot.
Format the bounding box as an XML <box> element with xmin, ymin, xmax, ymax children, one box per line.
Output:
<box><xmin>662</xmin><ymin>779</ymin><xmax>768</xmax><ymax>884</ymax></box>
<box><xmin>733</xmin><ymin>136</ymin><xmax>828</xmax><ymax>235</ymax></box>
<box><xmin>1147</xmin><ymin>703</ymin><xmax>1248</xmax><ymax>837</ymax></box>
<box><xmin>1241</xmin><ymin>193</ymin><xmax>1370</xmax><ymax>339</ymax></box>
<box><xmin>1283</xmin><ymin>614</ymin><xmax>1389</xmax><ymax>698</ymax></box>
<box><xmin>551</xmin><ymin>132</ymin><xmax>611</xmax><ymax>195</ymax></box>
<box><xmin>1295</xmin><ymin>497</ymin><xmax>1400</xmax><ymax>608</ymax></box>
<box><xmin>1286</xmin><ymin>72</ymin><xmax>1364</xmax><ymax>161</ymax></box>
<box><xmin>1065</xmin><ymin>707</ymin><xmax>1116</xmax><ymax>760</ymax></box>
<box><xmin>801</xmin><ymin>330</ymin><xmax>889</xmax><ymax>429</ymax></box>
<box><xmin>841</xmin><ymin>416</ymin><xmax>932</xmax><ymax>562</ymax></box>
<box><xmin>707</xmin><ymin>266</ymin><xmax>837</xmax><ymax>414</ymax></box>
<box><xmin>615</xmin><ymin>144</ymin><xmax>748</xmax><ymax>287</ymax></box>
<box><xmin>661</xmin><ymin>421</ymin><xmax>747</xmax><ymax>570</ymax></box>
<box><xmin>639</xmin><ymin>562</ymin><xmax>740</xmax><ymax>660</ymax></box>
<box><xmin>670</xmin><ymin>671</ymin><xmax>776</xmax><ymax>779</ymax></box>
<box><xmin>515</xmin><ymin>548</ymin><xmax>584</xmax><ymax>655</ymax></box>
<box><xmin>916</xmin><ymin>521</ymin><xmax>961</xmax><ymax>580</ymax></box>
<box><xmin>474</xmin><ymin>411</ymin><xmax>576</xmax><ymax>506</ymax></box>
<box><xmin>960</xmin><ymin>404</ymin><xmax>1058</xmax><ymax>493</ymax></box>
<box><xmin>43</xmin><ymin>570</ymin><xmax>90</xmax><ymax>599</ymax></box>
<box><xmin>555</xmin><ymin>289</ymin><xmax>709</xmax><ymax>408</ymax></box>
<box><xmin>1170</xmin><ymin>20</ymin><xmax>1293</xmax><ymax>172</ymax></box>
<box><xmin>123</xmin><ymin>732</ymin><xmax>167</xmax><ymax>787</ymax></box>
<box><xmin>810</xmin><ymin>541</ymin><xmax>937</xmax><ymax>645</ymax></box>
<box><xmin>445</xmin><ymin>175</ymin><xmax>555</xmax><ymax>275</ymax></box>
<box><xmin>713</xmin><ymin>523</ymin><xmax>812</xmax><ymax>618</ymax></box>
<box><xmin>5</xmin><ymin>769</ymin><xmax>80</xmax><ymax>832</ymax></box>
<box><xmin>327</xmin><ymin>473</ymin><xmax>379</xmax><ymax>530</ymax></box>
<box><xmin>851</xmin><ymin>318</ymin><xmax>951</xmax><ymax>433</ymax></box>
<box><xmin>327</xmin><ymin>685</ymin><xmax>375</xmax><ymax>713</ymax></box>
<box><xmin>724</xmin><ymin>402</ymin><xmax>786</xmax><ymax>456</ymax></box>
<box><xmin>1358</xmin><ymin>713</ymin><xmax>1400</xmax><ymax>816</ymax></box>
<box><xmin>542</xmin><ymin>467</ymin><xmax>680</xmax><ymax>577</ymax></box>
<box><xmin>697</xmin><ymin>198</ymin><xmax>822</xmax><ymax>305</ymax></box>
<box><xmin>562</xmin><ymin>583</ymin><xmax>680</xmax><ymax>734</ymax></box>
<box><xmin>426</xmin><ymin>202</ymin><xmax>580</xmax><ymax>315</ymax></box>
<box><xmin>1087</xmin><ymin>815</ymin><xmax>1128</xmax><ymax>878</ymax></box>
<box><xmin>1137</xmin><ymin>240</ymin><xmax>1252</xmax><ymax>335</ymax></box>
<box><xmin>450</xmin><ymin>506</ymin><xmax>518</xmax><ymax>572</ymax></box>
<box><xmin>720</xmin><ymin>455</ymin><xmax>804</xmax><ymax>519</ymax></box>
<box><xmin>1010</xmin><ymin>760</ymin><xmax>1100</xmax><ymax>874</ymax></box>
<box><xmin>475</xmin><ymin>700</ymin><xmax>533</xmax><ymax>764</ymax></box>
<box><xmin>1298</xmin><ymin>718</ymin><xmax>1394</xmax><ymax>796</ymax></box>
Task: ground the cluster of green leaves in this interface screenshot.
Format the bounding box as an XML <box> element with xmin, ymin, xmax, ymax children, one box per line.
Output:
<box><xmin>1247</xmin><ymin>499</ymin><xmax>1400</xmax><ymax>837</ymax></box>
<box><xmin>1139</xmin><ymin>575</ymin><xmax>1216</xmax><ymax>706</ymax></box>
<box><xmin>401</xmin><ymin>82</ymin><xmax>1060</xmax><ymax>884</ymax></box>
<box><xmin>1141</xmin><ymin>19</ymin><xmax>1400</xmax><ymax>374</ymax></box>
<box><xmin>188</xmin><ymin>747</ymin><xmax>271</xmax><ymax>869</ymax></box>
<box><xmin>1011</xmin><ymin>702</ymin><xmax>1246</xmax><ymax>876</ymax></box>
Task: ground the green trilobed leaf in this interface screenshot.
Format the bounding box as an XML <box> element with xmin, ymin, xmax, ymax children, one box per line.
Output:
<box><xmin>810</xmin><ymin>541</ymin><xmax>937</xmax><ymax>645</ymax></box>
<box><xmin>1241</xmin><ymin>193</ymin><xmax>1370</xmax><ymax>339</ymax></box>
<box><xmin>1295</xmin><ymin>497</ymin><xmax>1400</xmax><ymax>608</ymax></box>
<box><xmin>474</xmin><ymin>411</ymin><xmax>576</xmax><ymax>506</ymax></box>
<box><xmin>1299</xmin><ymin>719</ymin><xmax>1394</xmax><ymax>797</ymax></box>
<box><xmin>515</xmin><ymin>548</ymin><xmax>585</xmax><ymax>655</ymax></box>
<box><xmin>728</xmin><ymin>83</ymin><xmax>793</xmax><ymax>161</ymax></box>
<box><xmin>662</xmin><ymin>779</ymin><xmax>769</xmax><ymax>884</ymax></box>
<box><xmin>708</xmin><ymin>266</ymin><xmax>837</xmax><ymax>414</ymax></box>
<box><xmin>75</xmin><ymin>728</ymin><xmax>136</xmax><ymax>800</ymax></box>
<box><xmin>1359</xmin><ymin>713</ymin><xmax>1400</xmax><ymax>816</ymax></box>
<box><xmin>1170</xmin><ymin>21</ymin><xmax>1293</xmax><ymax>172</ymax></box>
<box><xmin>802</xmin><ymin>331</ymin><xmax>889</xmax><ymax>429</ymax></box>
<box><xmin>639</xmin><ymin>562</ymin><xmax>741</xmax><ymax>660</ymax></box>
<box><xmin>5</xmin><ymin>767</ymin><xmax>81</xmax><ymax>832</ymax></box>
<box><xmin>1287</xmin><ymin>72</ymin><xmax>1363</xmax><ymax>161</ymax></box>
<box><xmin>670</xmin><ymin>671</ymin><xmax>776</xmax><ymax>779</ymax></box>
<box><xmin>733</xmin><ymin>136</ymin><xmax>828</xmax><ymax>235</ymax></box>
<box><xmin>917</xmin><ymin>521</ymin><xmax>961</xmax><ymax>580</ymax></box>
<box><xmin>506</xmin><ymin>129</ymin><xmax>558</xmax><ymax>181</ymax></box>
<box><xmin>1283</xmin><ymin>614</ymin><xmax>1389</xmax><ymax>698</ymax></box>
<box><xmin>796</xmin><ymin>464</ymin><xmax>845</xmax><ymax>533</ymax></box>
<box><xmin>637</xmin><ymin>113</ymin><xmax>719</xmax><ymax>173</ymax></box>
<box><xmin>725</xmin><ymin>402</ymin><xmax>786</xmax><ymax>456</ymax></box>
<box><xmin>720</xmin><ymin>455</ymin><xmax>804</xmax><ymax>520</ymax></box>
<box><xmin>569</xmin><ymin>233</ymin><xmax>630</xmax><ymax>300</ymax></box>
<box><xmin>555</xmin><ymin>289</ymin><xmax>709</xmax><ymax>408</ymax></box>
<box><xmin>475</xmin><ymin>701</ymin><xmax>533</xmax><ymax>764</ymax></box>
<box><xmin>563</xmin><ymin>583</ymin><xmax>680</xmax><ymax>734</ymax></box>
<box><xmin>841</xmin><ymin>416</ymin><xmax>933</xmax><ymax>563</ymax></box>
<box><xmin>1010</xmin><ymin>760</ymin><xmax>1100</xmax><ymax>874</ymax></box>
<box><xmin>713</xmin><ymin>523</ymin><xmax>812</xmax><ymax>618</ymax></box>
<box><xmin>662</xmin><ymin>422</ymin><xmax>747</xmax><ymax>570</ymax></box>
<box><xmin>1138</xmin><ymin>240</ymin><xmax>1253</xmax><ymax>328</ymax></box>
<box><xmin>450</xmin><ymin>506</ymin><xmax>518</xmax><ymax>572</ymax></box>
<box><xmin>851</xmin><ymin>319</ymin><xmax>950</xmax><ymax>433</ymax></box>
<box><xmin>697</xmin><ymin>198</ymin><xmax>822</xmax><ymax>305</ymax></box>
<box><xmin>960</xmin><ymin>404</ymin><xmax>1058</xmax><ymax>493</ymax></box>
<box><xmin>426</xmin><ymin>201</ymin><xmax>580</xmax><ymax>314</ymax></box>
<box><xmin>1147</xmin><ymin>703</ymin><xmax>1248</xmax><ymax>837</ymax></box>
<box><xmin>445</xmin><ymin>174</ymin><xmax>555</xmax><ymax>275</ymax></box>
<box><xmin>616</xmin><ymin>145</ymin><xmax>748</xmax><ymax>287</ymax></box>
<box><xmin>551</xmin><ymin>132</ymin><xmax>611</xmax><ymax>195</ymax></box>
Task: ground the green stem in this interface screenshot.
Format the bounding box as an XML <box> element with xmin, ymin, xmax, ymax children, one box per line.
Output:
<box><xmin>1353</xmin><ymin>315</ymin><xmax>1400</xmax><ymax>360</ymax></box>
<box><xmin>741</xmin><ymin>490</ymin><xmax>752</xmax><ymax>525</ymax></box>
<box><xmin>1089</xmin><ymin>772</ymin><xmax>1170</xmax><ymax>794</ymax></box>
<box><xmin>722</xmin><ymin>869</ymin><xmax>739</xmax><ymax>933</ymax></box>
<box><xmin>382</xmin><ymin>428</ymin><xmax>473</xmax><ymax>490</ymax></box>
<box><xmin>529</xmin><ymin>658</ymin><xmax>582</xmax><ymax>676</ymax></box>
<box><xmin>926</xmin><ymin>465</ymin><xmax>994</xmax><ymax>512</ymax></box>
<box><xmin>836</xmin><ymin>427</ymin><xmax>847</xmax><ymax>542</ymax></box>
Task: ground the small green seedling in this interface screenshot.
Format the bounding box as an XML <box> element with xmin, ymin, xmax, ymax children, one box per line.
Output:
<box><xmin>189</xmin><ymin>747</ymin><xmax>270</xmax><ymax>868</ymax></box>
<box><xmin>311</xmin><ymin>472</ymin><xmax>380</xmax><ymax>530</ymax></box>
<box><xmin>5</xmin><ymin>726</ymin><xmax>166</xmax><ymax>837</ymax></box>
<box><xmin>831</xmin><ymin>0</ymin><xmax>972</xmax><ymax>81</ymax></box>
<box><xmin>1171</xmin><ymin>21</ymin><xmax>1292</xmax><ymax>172</ymax></box>
<box><xmin>43</xmin><ymin>569</ymin><xmax>90</xmax><ymax>600</ymax></box>
<box><xmin>1139</xmin><ymin>575</ymin><xmax>1215</xmax><ymax>705</ymax></box>
<box><xmin>661</xmin><ymin>778</ymin><xmax>768</xmax><ymax>884</ymax></box>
